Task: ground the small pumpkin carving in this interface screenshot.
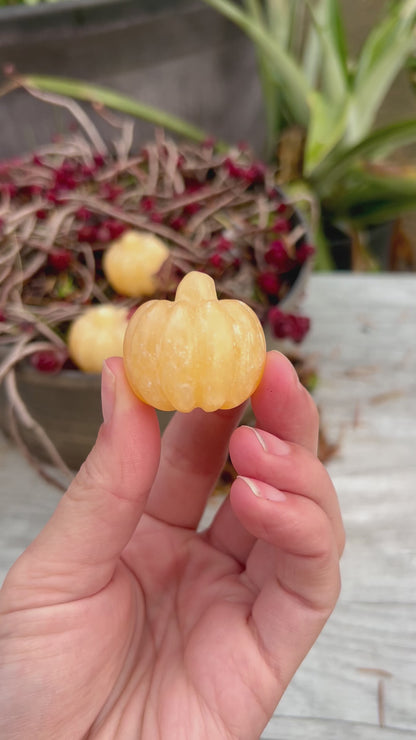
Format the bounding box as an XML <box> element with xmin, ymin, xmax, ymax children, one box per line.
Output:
<box><xmin>123</xmin><ymin>271</ymin><xmax>266</xmax><ymax>412</ymax></box>
<box><xmin>103</xmin><ymin>229</ymin><xmax>169</xmax><ymax>297</ymax></box>
<box><xmin>68</xmin><ymin>305</ymin><xmax>129</xmax><ymax>373</ymax></box>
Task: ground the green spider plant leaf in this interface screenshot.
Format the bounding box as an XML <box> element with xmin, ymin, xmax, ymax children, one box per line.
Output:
<box><xmin>324</xmin><ymin>161</ymin><xmax>416</xmax><ymax>223</ymax></box>
<box><xmin>264</xmin><ymin>0</ymin><xmax>303</xmax><ymax>50</ymax></box>
<box><xmin>304</xmin><ymin>90</ymin><xmax>348</xmax><ymax>175</ymax></box>
<box><xmin>305</xmin><ymin>0</ymin><xmax>350</xmax><ymax>104</ymax></box>
<box><xmin>348</xmin><ymin>0</ymin><xmax>416</xmax><ymax>143</ymax></box>
<box><xmin>318</xmin><ymin>118</ymin><xmax>416</xmax><ymax>188</ymax></box>
<box><xmin>246</xmin><ymin>0</ymin><xmax>309</xmax><ymax>152</ymax></box>
<box><xmin>243</xmin><ymin>0</ymin><xmax>282</xmax><ymax>155</ymax></box>
<box><xmin>202</xmin><ymin>0</ymin><xmax>310</xmax><ymax>127</ymax></box>
<box><xmin>17</xmin><ymin>75</ymin><xmax>213</xmax><ymax>145</ymax></box>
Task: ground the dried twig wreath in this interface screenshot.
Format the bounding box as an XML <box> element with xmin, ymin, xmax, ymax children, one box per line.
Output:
<box><xmin>0</xmin><ymin>88</ymin><xmax>314</xmax><ymax>487</ymax></box>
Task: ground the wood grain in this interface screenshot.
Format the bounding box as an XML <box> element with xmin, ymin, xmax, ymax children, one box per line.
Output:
<box><xmin>262</xmin><ymin>274</ymin><xmax>416</xmax><ymax>738</ymax></box>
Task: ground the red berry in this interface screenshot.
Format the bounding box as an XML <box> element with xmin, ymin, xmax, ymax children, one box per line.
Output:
<box><xmin>183</xmin><ymin>202</ymin><xmax>200</xmax><ymax>216</ymax></box>
<box><xmin>265</xmin><ymin>241</ymin><xmax>292</xmax><ymax>272</ymax></box>
<box><xmin>290</xmin><ymin>315</ymin><xmax>311</xmax><ymax>342</ymax></box>
<box><xmin>258</xmin><ymin>271</ymin><xmax>281</xmax><ymax>296</ymax></box>
<box><xmin>29</xmin><ymin>349</ymin><xmax>67</xmax><ymax>374</ymax></box>
<box><xmin>275</xmin><ymin>201</ymin><xmax>288</xmax><ymax>214</ymax></box>
<box><xmin>140</xmin><ymin>196</ymin><xmax>155</xmax><ymax>212</ymax></box>
<box><xmin>243</xmin><ymin>162</ymin><xmax>265</xmax><ymax>185</ymax></box>
<box><xmin>93</xmin><ymin>153</ymin><xmax>105</xmax><ymax>168</ymax></box>
<box><xmin>224</xmin><ymin>157</ymin><xmax>265</xmax><ymax>185</ymax></box>
<box><xmin>272</xmin><ymin>218</ymin><xmax>290</xmax><ymax>234</ymax></box>
<box><xmin>54</xmin><ymin>167</ymin><xmax>77</xmax><ymax>190</ymax></box>
<box><xmin>75</xmin><ymin>207</ymin><xmax>93</xmax><ymax>221</ymax></box>
<box><xmin>99</xmin><ymin>183</ymin><xmax>122</xmax><ymax>202</ymax></box>
<box><xmin>48</xmin><ymin>248</ymin><xmax>72</xmax><ymax>272</ymax></box>
<box><xmin>297</xmin><ymin>243</ymin><xmax>315</xmax><ymax>263</ymax></box>
<box><xmin>216</xmin><ymin>236</ymin><xmax>232</xmax><ymax>253</ymax></box>
<box><xmin>268</xmin><ymin>307</ymin><xmax>310</xmax><ymax>343</ymax></box>
<box><xmin>209</xmin><ymin>253</ymin><xmax>224</xmax><ymax>269</ymax></box>
<box><xmin>170</xmin><ymin>215</ymin><xmax>187</xmax><ymax>231</ymax></box>
<box><xmin>184</xmin><ymin>179</ymin><xmax>203</xmax><ymax>194</ymax></box>
<box><xmin>77</xmin><ymin>225</ymin><xmax>97</xmax><ymax>243</ymax></box>
<box><xmin>36</xmin><ymin>209</ymin><xmax>48</xmax><ymax>220</ymax></box>
<box><xmin>224</xmin><ymin>158</ymin><xmax>244</xmax><ymax>179</ymax></box>
<box><xmin>103</xmin><ymin>220</ymin><xmax>126</xmax><ymax>239</ymax></box>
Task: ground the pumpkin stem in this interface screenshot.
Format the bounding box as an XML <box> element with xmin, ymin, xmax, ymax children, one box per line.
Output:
<box><xmin>175</xmin><ymin>271</ymin><xmax>218</xmax><ymax>302</ymax></box>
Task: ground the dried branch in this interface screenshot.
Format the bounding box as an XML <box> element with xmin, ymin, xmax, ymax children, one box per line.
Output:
<box><xmin>22</xmin><ymin>85</ymin><xmax>107</xmax><ymax>155</ymax></box>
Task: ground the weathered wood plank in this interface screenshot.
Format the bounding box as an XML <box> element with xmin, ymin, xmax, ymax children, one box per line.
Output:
<box><xmin>261</xmin><ymin>275</ymin><xmax>416</xmax><ymax>736</ymax></box>
<box><xmin>261</xmin><ymin>716</ymin><xmax>416</xmax><ymax>739</ymax></box>
<box><xmin>0</xmin><ymin>436</ymin><xmax>61</xmax><ymax>582</ymax></box>
<box><xmin>276</xmin><ymin>602</ymin><xmax>416</xmax><ymax>730</ymax></box>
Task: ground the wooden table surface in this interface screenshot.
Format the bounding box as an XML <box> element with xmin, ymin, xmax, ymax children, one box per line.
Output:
<box><xmin>1</xmin><ymin>273</ymin><xmax>416</xmax><ymax>739</ymax></box>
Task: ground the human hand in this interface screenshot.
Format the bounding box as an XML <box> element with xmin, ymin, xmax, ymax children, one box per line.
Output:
<box><xmin>0</xmin><ymin>352</ymin><xmax>344</xmax><ymax>739</ymax></box>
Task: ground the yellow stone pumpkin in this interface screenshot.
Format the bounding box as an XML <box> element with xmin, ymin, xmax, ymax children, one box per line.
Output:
<box><xmin>123</xmin><ymin>271</ymin><xmax>266</xmax><ymax>412</ymax></box>
<box><xmin>103</xmin><ymin>229</ymin><xmax>169</xmax><ymax>297</ymax></box>
<box><xmin>68</xmin><ymin>305</ymin><xmax>129</xmax><ymax>373</ymax></box>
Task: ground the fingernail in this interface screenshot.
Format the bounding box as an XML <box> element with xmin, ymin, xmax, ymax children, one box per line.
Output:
<box><xmin>251</xmin><ymin>427</ymin><xmax>268</xmax><ymax>451</ymax></box>
<box><xmin>102</xmin><ymin>360</ymin><xmax>116</xmax><ymax>423</ymax></box>
<box><xmin>246</xmin><ymin>426</ymin><xmax>291</xmax><ymax>456</ymax></box>
<box><xmin>237</xmin><ymin>475</ymin><xmax>261</xmax><ymax>496</ymax></box>
<box><xmin>237</xmin><ymin>476</ymin><xmax>286</xmax><ymax>502</ymax></box>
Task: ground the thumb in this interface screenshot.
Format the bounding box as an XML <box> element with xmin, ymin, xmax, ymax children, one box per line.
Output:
<box><xmin>4</xmin><ymin>357</ymin><xmax>160</xmax><ymax>607</ymax></box>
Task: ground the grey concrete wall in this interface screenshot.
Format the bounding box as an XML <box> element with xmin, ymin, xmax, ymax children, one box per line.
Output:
<box><xmin>1</xmin><ymin>1</ymin><xmax>415</xmax><ymax>159</ymax></box>
<box><xmin>0</xmin><ymin>1</ymin><xmax>265</xmax><ymax>158</ymax></box>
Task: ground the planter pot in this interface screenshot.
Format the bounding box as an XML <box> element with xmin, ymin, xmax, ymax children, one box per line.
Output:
<box><xmin>0</xmin><ymin>359</ymin><xmax>174</xmax><ymax>470</ymax></box>
<box><xmin>0</xmin><ymin>0</ymin><xmax>265</xmax><ymax>159</ymax></box>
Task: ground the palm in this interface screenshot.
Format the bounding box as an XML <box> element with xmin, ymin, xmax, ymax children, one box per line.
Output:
<box><xmin>55</xmin><ymin>516</ymin><xmax>276</xmax><ymax>738</ymax></box>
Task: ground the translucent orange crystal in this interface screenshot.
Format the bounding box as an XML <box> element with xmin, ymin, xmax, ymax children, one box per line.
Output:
<box><xmin>68</xmin><ymin>305</ymin><xmax>128</xmax><ymax>373</ymax></box>
<box><xmin>123</xmin><ymin>271</ymin><xmax>266</xmax><ymax>412</ymax></box>
<box><xmin>103</xmin><ymin>230</ymin><xmax>169</xmax><ymax>297</ymax></box>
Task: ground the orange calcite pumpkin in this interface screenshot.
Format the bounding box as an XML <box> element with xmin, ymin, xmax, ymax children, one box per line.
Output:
<box><xmin>103</xmin><ymin>230</ymin><xmax>169</xmax><ymax>297</ymax></box>
<box><xmin>68</xmin><ymin>305</ymin><xmax>129</xmax><ymax>373</ymax></box>
<box><xmin>123</xmin><ymin>271</ymin><xmax>266</xmax><ymax>412</ymax></box>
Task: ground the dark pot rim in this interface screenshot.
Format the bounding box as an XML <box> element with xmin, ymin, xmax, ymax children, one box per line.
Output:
<box><xmin>0</xmin><ymin>0</ymin><xmax>196</xmax><ymax>37</ymax></box>
<box><xmin>0</xmin><ymin>0</ymin><xmax>190</xmax><ymax>19</ymax></box>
